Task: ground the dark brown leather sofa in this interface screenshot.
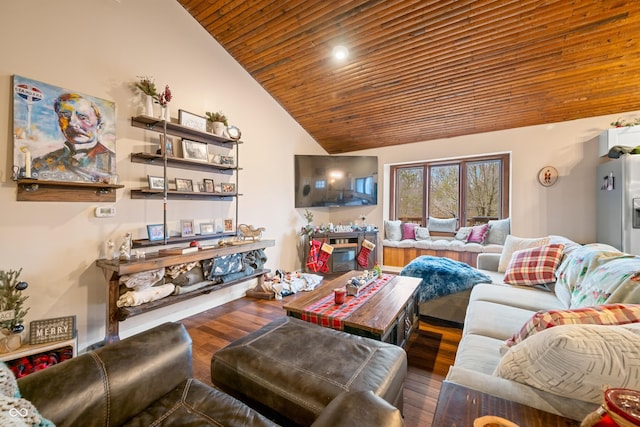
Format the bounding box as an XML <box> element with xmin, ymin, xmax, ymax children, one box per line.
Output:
<box><xmin>16</xmin><ymin>322</ymin><xmax>404</xmax><ymax>426</ymax></box>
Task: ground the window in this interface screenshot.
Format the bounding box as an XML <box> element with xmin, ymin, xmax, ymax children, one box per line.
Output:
<box><xmin>355</xmin><ymin>176</ymin><xmax>374</xmax><ymax>195</ymax></box>
<box><xmin>390</xmin><ymin>153</ymin><xmax>509</xmax><ymax>227</ymax></box>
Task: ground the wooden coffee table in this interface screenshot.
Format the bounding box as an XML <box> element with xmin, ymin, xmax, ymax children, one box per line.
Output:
<box><xmin>283</xmin><ymin>271</ymin><xmax>421</xmax><ymax>348</ymax></box>
<box><xmin>432</xmin><ymin>382</ymin><xmax>580</xmax><ymax>426</ymax></box>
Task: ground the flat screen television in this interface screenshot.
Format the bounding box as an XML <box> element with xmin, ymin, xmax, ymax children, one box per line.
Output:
<box><xmin>294</xmin><ymin>155</ymin><xmax>378</xmax><ymax>208</ymax></box>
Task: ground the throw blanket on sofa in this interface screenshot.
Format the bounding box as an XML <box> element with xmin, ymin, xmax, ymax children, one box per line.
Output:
<box><xmin>400</xmin><ymin>256</ymin><xmax>492</xmax><ymax>302</ymax></box>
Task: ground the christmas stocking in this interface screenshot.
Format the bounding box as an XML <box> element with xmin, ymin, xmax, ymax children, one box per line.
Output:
<box><xmin>317</xmin><ymin>242</ymin><xmax>334</xmax><ymax>273</ymax></box>
<box><xmin>306</xmin><ymin>239</ymin><xmax>322</xmax><ymax>272</ymax></box>
<box><xmin>357</xmin><ymin>239</ymin><xmax>376</xmax><ymax>268</ymax></box>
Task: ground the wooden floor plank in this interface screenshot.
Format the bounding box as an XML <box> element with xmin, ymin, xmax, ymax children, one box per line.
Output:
<box><xmin>182</xmin><ymin>296</ymin><xmax>462</xmax><ymax>427</ymax></box>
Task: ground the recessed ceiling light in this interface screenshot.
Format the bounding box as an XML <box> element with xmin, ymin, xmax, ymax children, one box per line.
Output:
<box><xmin>332</xmin><ymin>45</ymin><xmax>349</xmax><ymax>60</ymax></box>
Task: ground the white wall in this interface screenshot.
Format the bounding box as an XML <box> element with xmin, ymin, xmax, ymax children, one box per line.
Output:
<box><xmin>0</xmin><ymin>0</ymin><xmax>321</xmax><ymax>350</ymax></box>
<box><xmin>1</xmin><ymin>0</ymin><xmax>636</xmax><ymax>351</ymax></box>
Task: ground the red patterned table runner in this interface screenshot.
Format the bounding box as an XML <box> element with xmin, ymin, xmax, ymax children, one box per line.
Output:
<box><xmin>300</xmin><ymin>273</ymin><xmax>394</xmax><ymax>330</ymax></box>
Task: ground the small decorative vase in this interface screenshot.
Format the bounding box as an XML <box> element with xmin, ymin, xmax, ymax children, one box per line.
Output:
<box><xmin>212</xmin><ymin>121</ymin><xmax>226</xmax><ymax>137</ymax></box>
<box><xmin>164</xmin><ymin>103</ymin><xmax>171</xmax><ymax>123</ymax></box>
<box><xmin>159</xmin><ymin>106</ymin><xmax>166</xmax><ymax>121</ymax></box>
<box><xmin>144</xmin><ymin>95</ymin><xmax>154</xmax><ymax>117</ymax></box>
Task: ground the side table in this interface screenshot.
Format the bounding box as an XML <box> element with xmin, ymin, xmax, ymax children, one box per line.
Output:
<box><xmin>431</xmin><ymin>382</ymin><xmax>580</xmax><ymax>426</ymax></box>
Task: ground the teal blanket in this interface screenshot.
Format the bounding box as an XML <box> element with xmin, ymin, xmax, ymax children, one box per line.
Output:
<box><xmin>400</xmin><ymin>256</ymin><xmax>491</xmax><ymax>302</ymax></box>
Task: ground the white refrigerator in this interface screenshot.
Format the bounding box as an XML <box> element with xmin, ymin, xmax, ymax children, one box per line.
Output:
<box><xmin>596</xmin><ymin>154</ymin><xmax>640</xmax><ymax>255</ymax></box>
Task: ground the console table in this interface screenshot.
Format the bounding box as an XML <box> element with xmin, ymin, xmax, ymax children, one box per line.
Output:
<box><xmin>96</xmin><ymin>239</ymin><xmax>274</xmax><ymax>343</ymax></box>
<box><xmin>432</xmin><ymin>382</ymin><xmax>580</xmax><ymax>426</ymax></box>
<box><xmin>305</xmin><ymin>230</ymin><xmax>378</xmax><ymax>274</ymax></box>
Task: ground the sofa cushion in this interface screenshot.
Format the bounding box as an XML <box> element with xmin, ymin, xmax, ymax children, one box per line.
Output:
<box><xmin>463</xmin><ymin>300</ymin><xmax>537</xmax><ymax>341</ymax></box>
<box><xmin>505</xmin><ymin>303</ymin><xmax>640</xmax><ymax>347</ymax></box>
<box><xmin>503</xmin><ymin>244</ymin><xmax>565</xmax><ymax>287</ymax></box>
<box><xmin>415</xmin><ymin>226</ymin><xmax>430</xmax><ymax>240</ymax></box>
<box><xmin>486</xmin><ymin>218</ymin><xmax>511</xmax><ymax>246</ymax></box>
<box><xmin>384</xmin><ymin>220</ymin><xmax>402</xmax><ymax>241</ymax></box>
<box><xmin>494</xmin><ymin>323</ymin><xmax>640</xmax><ymax>404</ymax></box>
<box><xmin>401</xmin><ymin>222</ymin><xmax>418</xmax><ymax>240</ymax></box>
<box><xmin>428</xmin><ymin>216</ymin><xmax>457</xmax><ymax>233</ymax></box>
<box><xmin>498</xmin><ymin>235</ymin><xmax>550</xmax><ymax>273</ymax></box>
<box><xmin>469</xmin><ymin>283</ymin><xmax>567</xmax><ymax>312</ymax></box>
<box><xmin>123</xmin><ymin>378</ymin><xmax>278</xmax><ymax>427</ymax></box>
<box><xmin>466</xmin><ymin>224</ymin><xmax>489</xmax><ymax>243</ymax></box>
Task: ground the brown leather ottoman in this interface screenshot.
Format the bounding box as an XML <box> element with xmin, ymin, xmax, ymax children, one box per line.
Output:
<box><xmin>211</xmin><ymin>316</ymin><xmax>407</xmax><ymax>426</ymax></box>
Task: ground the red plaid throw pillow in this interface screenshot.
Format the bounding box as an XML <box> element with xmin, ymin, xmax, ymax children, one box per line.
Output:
<box><xmin>506</xmin><ymin>303</ymin><xmax>640</xmax><ymax>346</ymax></box>
<box><xmin>503</xmin><ymin>243</ymin><xmax>564</xmax><ymax>286</ymax></box>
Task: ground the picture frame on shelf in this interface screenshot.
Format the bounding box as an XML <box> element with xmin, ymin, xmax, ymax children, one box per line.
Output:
<box><xmin>214</xmin><ymin>218</ymin><xmax>224</xmax><ymax>233</ymax></box>
<box><xmin>203</xmin><ymin>178</ymin><xmax>215</xmax><ymax>193</ymax></box>
<box><xmin>181</xmin><ymin>139</ymin><xmax>208</xmax><ymax>162</ymax></box>
<box><xmin>148</xmin><ymin>175</ymin><xmax>165</xmax><ymax>190</ymax></box>
<box><xmin>200</xmin><ymin>222</ymin><xmax>215</xmax><ymax>235</ymax></box>
<box><xmin>29</xmin><ymin>316</ymin><xmax>76</xmax><ymax>345</ymax></box>
<box><xmin>180</xmin><ymin>219</ymin><xmax>195</xmax><ymax>237</ymax></box>
<box><xmin>227</xmin><ymin>125</ymin><xmax>241</xmax><ymax>141</ymax></box>
<box><xmin>224</xmin><ymin>218</ymin><xmax>234</xmax><ymax>232</ymax></box>
<box><xmin>175</xmin><ymin>178</ymin><xmax>193</xmax><ymax>192</ymax></box>
<box><xmin>157</xmin><ymin>135</ymin><xmax>174</xmax><ymax>157</ymax></box>
<box><xmin>178</xmin><ymin>109</ymin><xmax>206</xmax><ymax>132</ymax></box>
<box><xmin>221</xmin><ymin>182</ymin><xmax>236</xmax><ymax>193</ymax></box>
<box><xmin>147</xmin><ymin>224</ymin><xmax>166</xmax><ymax>241</ymax></box>
<box><xmin>219</xmin><ymin>155</ymin><xmax>235</xmax><ymax>166</ymax></box>
<box><xmin>207</xmin><ymin>145</ymin><xmax>220</xmax><ymax>164</ymax></box>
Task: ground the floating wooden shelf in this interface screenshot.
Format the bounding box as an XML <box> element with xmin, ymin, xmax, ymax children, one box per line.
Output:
<box><xmin>130</xmin><ymin>188</ymin><xmax>236</xmax><ymax>201</ymax></box>
<box><xmin>131</xmin><ymin>232</ymin><xmax>236</xmax><ymax>248</ymax></box>
<box><xmin>130</xmin><ymin>115</ymin><xmax>240</xmax><ymax>147</ymax></box>
<box><xmin>130</xmin><ymin>152</ymin><xmax>237</xmax><ymax>174</ymax></box>
<box><xmin>16</xmin><ymin>179</ymin><xmax>124</xmax><ymax>202</ymax></box>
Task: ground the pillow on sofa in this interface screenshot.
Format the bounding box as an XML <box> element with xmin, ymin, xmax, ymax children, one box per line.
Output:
<box><xmin>466</xmin><ymin>224</ymin><xmax>489</xmax><ymax>244</ymax></box>
<box><xmin>503</xmin><ymin>244</ymin><xmax>565</xmax><ymax>287</ymax></box>
<box><xmin>486</xmin><ymin>218</ymin><xmax>511</xmax><ymax>245</ymax></box>
<box><xmin>415</xmin><ymin>226</ymin><xmax>430</xmax><ymax>240</ymax></box>
<box><xmin>495</xmin><ymin>323</ymin><xmax>640</xmax><ymax>404</ymax></box>
<box><xmin>454</xmin><ymin>226</ymin><xmax>471</xmax><ymax>241</ymax></box>
<box><xmin>498</xmin><ymin>235</ymin><xmax>550</xmax><ymax>273</ymax></box>
<box><xmin>427</xmin><ymin>217</ymin><xmax>457</xmax><ymax>233</ymax></box>
<box><xmin>384</xmin><ymin>220</ymin><xmax>402</xmax><ymax>241</ymax></box>
<box><xmin>401</xmin><ymin>222</ymin><xmax>419</xmax><ymax>240</ymax></box>
<box><xmin>505</xmin><ymin>303</ymin><xmax>640</xmax><ymax>347</ymax></box>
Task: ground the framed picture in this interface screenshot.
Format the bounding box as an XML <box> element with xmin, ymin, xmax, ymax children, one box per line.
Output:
<box><xmin>175</xmin><ymin>178</ymin><xmax>193</xmax><ymax>192</ymax></box>
<box><xmin>180</xmin><ymin>219</ymin><xmax>195</xmax><ymax>237</ymax></box>
<box><xmin>178</xmin><ymin>109</ymin><xmax>206</xmax><ymax>132</ymax></box>
<box><xmin>200</xmin><ymin>222</ymin><xmax>215</xmax><ymax>235</ymax></box>
<box><xmin>147</xmin><ymin>224</ymin><xmax>166</xmax><ymax>241</ymax></box>
<box><xmin>219</xmin><ymin>155</ymin><xmax>235</xmax><ymax>166</ymax></box>
<box><xmin>12</xmin><ymin>75</ymin><xmax>117</xmax><ymax>184</ymax></box>
<box><xmin>182</xmin><ymin>139</ymin><xmax>208</xmax><ymax>162</ymax></box>
<box><xmin>148</xmin><ymin>175</ymin><xmax>165</xmax><ymax>190</ymax></box>
<box><xmin>224</xmin><ymin>218</ymin><xmax>234</xmax><ymax>232</ymax></box>
<box><xmin>157</xmin><ymin>135</ymin><xmax>174</xmax><ymax>156</ymax></box>
<box><xmin>203</xmin><ymin>178</ymin><xmax>215</xmax><ymax>193</ymax></box>
<box><xmin>221</xmin><ymin>182</ymin><xmax>236</xmax><ymax>193</ymax></box>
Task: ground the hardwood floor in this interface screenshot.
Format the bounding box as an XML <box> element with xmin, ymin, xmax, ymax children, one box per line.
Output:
<box><xmin>181</xmin><ymin>296</ymin><xmax>462</xmax><ymax>427</ymax></box>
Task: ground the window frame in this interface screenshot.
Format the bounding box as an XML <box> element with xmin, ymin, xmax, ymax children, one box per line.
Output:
<box><xmin>389</xmin><ymin>153</ymin><xmax>510</xmax><ymax>227</ymax></box>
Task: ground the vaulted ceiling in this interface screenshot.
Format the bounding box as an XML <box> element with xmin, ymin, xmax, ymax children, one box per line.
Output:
<box><xmin>177</xmin><ymin>0</ymin><xmax>640</xmax><ymax>154</ymax></box>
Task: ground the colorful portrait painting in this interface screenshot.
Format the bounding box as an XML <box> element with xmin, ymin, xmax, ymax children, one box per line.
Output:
<box><xmin>13</xmin><ymin>75</ymin><xmax>116</xmax><ymax>183</ymax></box>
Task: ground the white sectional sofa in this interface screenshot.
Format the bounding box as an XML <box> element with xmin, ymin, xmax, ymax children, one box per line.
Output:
<box><xmin>441</xmin><ymin>236</ymin><xmax>640</xmax><ymax>421</ymax></box>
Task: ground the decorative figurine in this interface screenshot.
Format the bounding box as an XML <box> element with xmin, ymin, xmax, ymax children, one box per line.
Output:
<box><xmin>119</xmin><ymin>233</ymin><xmax>132</xmax><ymax>261</ymax></box>
<box><xmin>238</xmin><ymin>224</ymin><xmax>266</xmax><ymax>241</ymax></box>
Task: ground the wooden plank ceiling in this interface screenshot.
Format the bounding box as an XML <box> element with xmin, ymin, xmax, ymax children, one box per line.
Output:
<box><xmin>177</xmin><ymin>0</ymin><xmax>640</xmax><ymax>154</ymax></box>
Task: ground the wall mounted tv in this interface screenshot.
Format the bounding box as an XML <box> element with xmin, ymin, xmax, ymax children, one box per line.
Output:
<box><xmin>294</xmin><ymin>155</ymin><xmax>378</xmax><ymax>208</ymax></box>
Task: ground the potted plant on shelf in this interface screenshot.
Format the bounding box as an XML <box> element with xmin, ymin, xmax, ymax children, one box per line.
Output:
<box><xmin>206</xmin><ymin>111</ymin><xmax>228</xmax><ymax>136</ymax></box>
<box><xmin>0</xmin><ymin>268</ymin><xmax>30</xmax><ymax>353</ymax></box>
<box><xmin>135</xmin><ymin>76</ymin><xmax>158</xmax><ymax>117</ymax></box>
